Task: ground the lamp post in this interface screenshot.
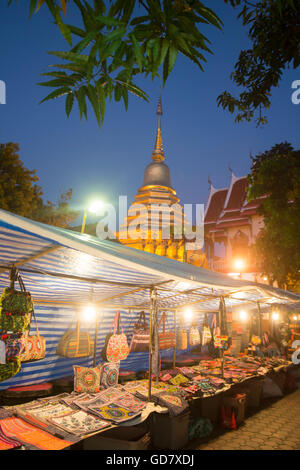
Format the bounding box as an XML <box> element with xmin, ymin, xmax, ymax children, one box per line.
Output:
<box><xmin>81</xmin><ymin>200</ymin><xmax>105</xmax><ymax>234</ymax></box>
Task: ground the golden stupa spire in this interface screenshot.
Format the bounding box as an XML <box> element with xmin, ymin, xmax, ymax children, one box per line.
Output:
<box><xmin>152</xmin><ymin>96</ymin><xmax>165</xmax><ymax>162</ymax></box>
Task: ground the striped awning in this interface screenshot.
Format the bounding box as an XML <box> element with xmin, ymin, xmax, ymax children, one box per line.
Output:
<box><xmin>0</xmin><ymin>209</ymin><xmax>299</xmax><ymax>312</ymax></box>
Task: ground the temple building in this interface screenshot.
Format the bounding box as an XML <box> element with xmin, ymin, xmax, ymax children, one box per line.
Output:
<box><xmin>117</xmin><ymin>98</ymin><xmax>208</xmax><ymax>268</ymax></box>
<box><xmin>204</xmin><ymin>171</ymin><xmax>267</xmax><ymax>282</ymax></box>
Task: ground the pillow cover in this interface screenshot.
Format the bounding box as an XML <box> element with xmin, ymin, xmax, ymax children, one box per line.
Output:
<box><xmin>100</xmin><ymin>362</ymin><xmax>120</xmax><ymax>389</ymax></box>
<box><xmin>73</xmin><ymin>365</ymin><xmax>101</xmax><ymax>393</ymax></box>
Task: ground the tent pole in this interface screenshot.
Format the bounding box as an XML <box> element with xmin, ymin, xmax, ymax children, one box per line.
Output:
<box><xmin>148</xmin><ymin>287</ymin><xmax>154</xmax><ymax>402</ymax></box>
<box><xmin>173</xmin><ymin>309</ymin><xmax>177</xmax><ymax>369</ymax></box>
<box><xmin>93</xmin><ymin>314</ymin><xmax>99</xmax><ymax>367</ymax></box>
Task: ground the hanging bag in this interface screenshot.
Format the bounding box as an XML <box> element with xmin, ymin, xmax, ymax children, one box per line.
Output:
<box><xmin>129</xmin><ymin>311</ymin><xmax>150</xmax><ymax>353</ymax></box>
<box><xmin>0</xmin><ymin>276</ymin><xmax>33</xmax><ymax>334</ymax></box>
<box><xmin>201</xmin><ymin>314</ymin><xmax>212</xmax><ymax>346</ymax></box>
<box><xmin>189</xmin><ymin>324</ymin><xmax>201</xmax><ymax>346</ymax></box>
<box><xmin>106</xmin><ymin>311</ymin><xmax>129</xmax><ymax>362</ymax></box>
<box><xmin>19</xmin><ymin>309</ymin><xmax>46</xmax><ymax>362</ymax></box>
<box><xmin>56</xmin><ymin>320</ymin><xmax>94</xmax><ymax>358</ymax></box>
<box><xmin>158</xmin><ymin>312</ymin><xmax>176</xmax><ymax>350</ymax></box>
<box><xmin>176</xmin><ymin>315</ymin><xmax>187</xmax><ymax>350</ymax></box>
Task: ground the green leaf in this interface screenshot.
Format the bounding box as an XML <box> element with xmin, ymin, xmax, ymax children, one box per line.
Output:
<box><xmin>40</xmin><ymin>86</ymin><xmax>70</xmax><ymax>104</ymax></box>
<box><xmin>55</xmin><ymin>9</ymin><xmax>72</xmax><ymax>46</ymax></box>
<box><xmin>131</xmin><ymin>33</ymin><xmax>143</xmax><ymax>72</ymax></box>
<box><xmin>95</xmin><ymin>15</ymin><xmax>123</xmax><ymax>27</ymax></box>
<box><xmin>87</xmin><ymin>84</ymin><xmax>101</xmax><ymax>127</ymax></box>
<box><xmin>65</xmin><ymin>92</ymin><xmax>74</xmax><ymax>117</ymax></box>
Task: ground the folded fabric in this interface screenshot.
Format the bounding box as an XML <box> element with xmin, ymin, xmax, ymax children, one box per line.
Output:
<box><xmin>0</xmin><ymin>417</ymin><xmax>72</xmax><ymax>450</ymax></box>
<box><xmin>112</xmin><ymin>392</ymin><xmax>146</xmax><ymax>413</ymax></box>
<box><xmin>49</xmin><ymin>410</ymin><xmax>110</xmax><ymax>436</ymax></box>
<box><xmin>0</xmin><ymin>424</ymin><xmax>22</xmax><ymax>450</ymax></box>
<box><xmin>87</xmin><ymin>403</ymin><xmax>141</xmax><ymax>423</ymax></box>
<box><xmin>154</xmin><ymin>392</ymin><xmax>189</xmax><ymax>417</ymax></box>
<box><xmin>169</xmin><ymin>374</ymin><xmax>190</xmax><ymax>386</ymax></box>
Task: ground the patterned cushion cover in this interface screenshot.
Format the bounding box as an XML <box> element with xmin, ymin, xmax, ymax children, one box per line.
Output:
<box><xmin>73</xmin><ymin>365</ymin><xmax>101</xmax><ymax>393</ymax></box>
<box><xmin>100</xmin><ymin>362</ymin><xmax>120</xmax><ymax>389</ymax></box>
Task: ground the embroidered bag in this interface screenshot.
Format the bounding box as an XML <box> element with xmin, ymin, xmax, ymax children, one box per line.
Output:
<box><xmin>189</xmin><ymin>325</ymin><xmax>201</xmax><ymax>346</ymax></box>
<box><xmin>201</xmin><ymin>314</ymin><xmax>212</xmax><ymax>346</ymax></box>
<box><xmin>0</xmin><ymin>357</ymin><xmax>21</xmax><ymax>383</ymax></box>
<box><xmin>0</xmin><ymin>276</ymin><xmax>33</xmax><ymax>334</ymax></box>
<box><xmin>106</xmin><ymin>311</ymin><xmax>129</xmax><ymax>362</ymax></box>
<box><xmin>158</xmin><ymin>312</ymin><xmax>175</xmax><ymax>350</ymax></box>
<box><xmin>5</xmin><ymin>336</ymin><xmax>22</xmax><ymax>360</ymax></box>
<box><xmin>129</xmin><ymin>311</ymin><xmax>150</xmax><ymax>353</ymax></box>
<box><xmin>176</xmin><ymin>318</ymin><xmax>188</xmax><ymax>351</ymax></box>
<box><xmin>20</xmin><ymin>309</ymin><xmax>46</xmax><ymax>362</ymax></box>
<box><xmin>56</xmin><ymin>320</ymin><xmax>94</xmax><ymax>358</ymax></box>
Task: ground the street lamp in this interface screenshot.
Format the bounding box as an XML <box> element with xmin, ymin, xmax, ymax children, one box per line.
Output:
<box><xmin>233</xmin><ymin>258</ymin><xmax>246</xmax><ymax>272</ymax></box>
<box><xmin>81</xmin><ymin>200</ymin><xmax>105</xmax><ymax>234</ymax></box>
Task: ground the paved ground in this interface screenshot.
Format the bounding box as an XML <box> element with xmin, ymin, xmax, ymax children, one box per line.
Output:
<box><xmin>186</xmin><ymin>389</ymin><xmax>300</xmax><ymax>450</ymax></box>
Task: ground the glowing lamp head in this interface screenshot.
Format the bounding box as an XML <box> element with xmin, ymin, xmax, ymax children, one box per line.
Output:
<box><xmin>184</xmin><ymin>308</ymin><xmax>193</xmax><ymax>322</ymax></box>
<box><xmin>239</xmin><ymin>310</ymin><xmax>248</xmax><ymax>321</ymax></box>
<box><xmin>233</xmin><ymin>258</ymin><xmax>246</xmax><ymax>271</ymax></box>
<box><xmin>272</xmin><ymin>312</ymin><xmax>279</xmax><ymax>321</ymax></box>
<box><xmin>81</xmin><ymin>303</ymin><xmax>97</xmax><ymax>322</ymax></box>
<box><xmin>293</xmin><ymin>315</ymin><xmax>298</xmax><ymax>321</ymax></box>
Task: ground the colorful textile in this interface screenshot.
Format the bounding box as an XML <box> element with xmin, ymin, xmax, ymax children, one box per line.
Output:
<box><xmin>49</xmin><ymin>410</ymin><xmax>110</xmax><ymax>436</ymax></box>
<box><xmin>129</xmin><ymin>312</ymin><xmax>150</xmax><ymax>353</ymax></box>
<box><xmin>73</xmin><ymin>365</ymin><xmax>101</xmax><ymax>393</ymax></box>
<box><xmin>189</xmin><ymin>326</ymin><xmax>201</xmax><ymax>346</ymax></box>
<box><xmin>100</xmin><ymin>362</ymin><xmax>119</xmax><ymax>389</ymax></box>
<box><xmin>155</xmin><ymin>392</ymin><xmax>189</xmax><ymax>417</ymax></box>
<box><xmin>0</xmin><ymin>417</ymin><xmax>72</xmax><ymax>450</ymax></box>
<box><xmin>169</xmin><ymin>374</ymin><xmax>190</xmax><ymax>386</ymax></box>
<box><xmin>97</xmin><ymin>386</ymin><xmax>124</xmax><ymax>403</ymax></box>
<box><xmin>25</xmin><ymin>403</ymin><xmax>73</xmax><ymax>425</ymax></box>
<box><xmin>106</xmin><ymin>311</ymin><xmax>129</xmax><ymax>362</ymax></box>
<box><xmin>176</xmin><ymin>328</ymin><xmax>188</xmax><ymax>350</ymax></box>
<box><xmin>20</xmin><ymin>332</ymin><xmax>46</xmax><ymax>362</ymax></box>
<box><xmin>0</xmin><ymin>424</ymin><xmax>22</xmax><ymax>450</ymax></box>
<box><xmin>0</xmin><ymin>357</ymin><xmax>21</xmax><ymax>383</ymax></box>
<box><xmin>113</xmin><ymin>393</ymin><xmax>146</xmax><ymax>413</ymax></box>
<box><xmin>87</xmin><ymin>403</ymin><xmax>140</xmax><ymax>423</ymax></box>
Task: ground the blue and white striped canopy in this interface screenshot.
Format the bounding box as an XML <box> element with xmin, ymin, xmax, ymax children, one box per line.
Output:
<box><xmin>0</xmin><ymin>209</ymin><xmax>299</xmax><ymax>312</ymax></box>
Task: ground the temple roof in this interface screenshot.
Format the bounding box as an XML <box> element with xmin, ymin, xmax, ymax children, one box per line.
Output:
<box><xmin>204</xmin><ymin>172</ymin><xmax>263</xmax><ymax>233</ymax></box>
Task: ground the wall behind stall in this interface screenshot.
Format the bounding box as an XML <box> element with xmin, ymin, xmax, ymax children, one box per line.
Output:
<box><xmin>0</xmin><ymin>304</ymin><xmax>210</xmax><ymax>390</ymax></box>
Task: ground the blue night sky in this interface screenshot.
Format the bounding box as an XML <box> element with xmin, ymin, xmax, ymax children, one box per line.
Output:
<box><xmin>1</xmin><ymin>1</ymin><xmax>299</xmax><ymax>226</ymax></box>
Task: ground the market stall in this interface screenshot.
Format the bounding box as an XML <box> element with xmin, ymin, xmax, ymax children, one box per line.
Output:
<box><xmin>0</xmin><ymin>208</ymin><xmax>299</xmax><ymax>450</ymax></box>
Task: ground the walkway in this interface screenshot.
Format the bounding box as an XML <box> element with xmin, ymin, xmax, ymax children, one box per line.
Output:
<box><xmin>186</xmin><ymin>389</ymin><xmax>300</xmax><ymax>450</ymax></box>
